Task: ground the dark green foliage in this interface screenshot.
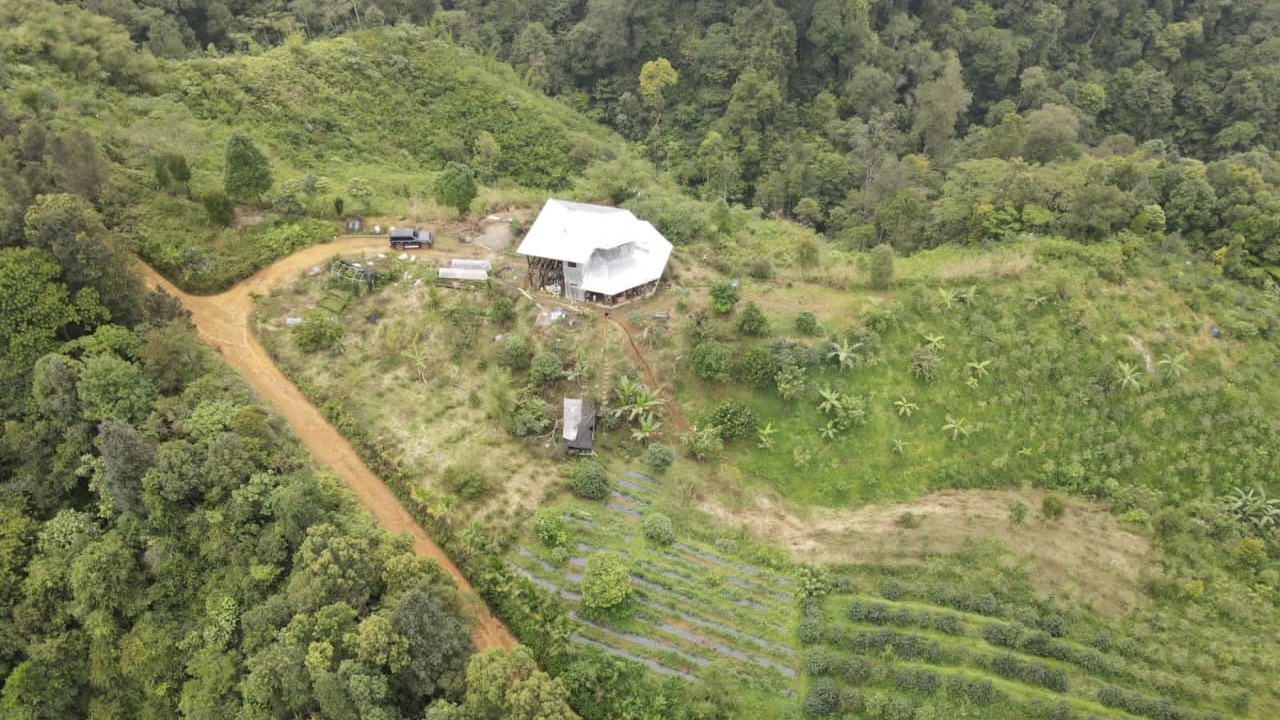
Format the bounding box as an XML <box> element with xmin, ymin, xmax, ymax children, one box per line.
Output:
<box><xmin>504</xmin><ymin>392</ymin><xmax>549</xmax><ymax>436</ymax></box>
<box><xmin>797</xmin><ymin>617</ymin><xmax>824</xmax><ymax>645</ymax></box>
<box><xmin>688</xmin><ymin>340</ymin><xmax>732</xmax><ymax>381</ymax></box>
<box><xmin>493</xmin><ymin>334</ymin><xmax>533</xmax><ymax>371</ymax></box>
<box><xmin>223</xmin><ymin>133</ymin><xmax>273</xmax><ymax>202</ymax></box>
<box><xmin>869</xmin><ymin>244</ymin><xmax>895</xmax><ymax>290</ymax></box>
<box><xmin>487</xmin><ymin>295</ymin><xmax>515</xmax><ymax>326</ymax></box>
<box><xmin>909</xmin><ymin>346</ymin><xmax>940</xmax><ymax>382</ymax></box>
<box><xmin>441</xmin><ymin>464</ymin><xmax>490</xmax><ymax>500</ymax></box>
<box><xmin>640</xmin><ymin>442</ymin><xmax>674</xmax><ymax>470</ymax></box>
<box><xmin>641</xmin><ymin>512</ymin><xmax>674</xmax><ymax>545</ymax></box>
<box><xmin>1042</xmin><ymin>493</ymin><xmax>1067</xmax><ymax>520</ymax></box>
<box><xmin>528</xmin><ymin>351</ymin><xmax>564</xmax><ymax>388</ymax></box>
<box><xmin>707</xmin><ymin>400</ymin><xmax>757</xmax><ymax>442</ymax></box>
<box><xmin>709</xmin><ymin>280</ymin><xmax>740</xmax><ymax>314</ymax></box>
<box><xmin>803</xmin><ymin>677</ymin><xmax>839</xmax><ymax>716</ymax></box>
<box><xmin>732</xmin><ymin>343</ymin><xmax>776</xmax><ymax>389</ymax></box>
<box><xmin>433</xmin><ymin>162</ymin><xmax>478</xmax><ymax>217</ymax></box>
<box><xmin>794</xmin><ymin>311</ymin><xmax>820</xmax><ymax>336</ymax></box>
<box><xmin>569</xmin><ymin>459</ymin><xmax>610</xmax><ymax>500</ymax></box>
<box><xmin>291</xmin><ymin>312</ymin><xmax>343</xmax><ymax>352</ymax></box>
<box><xmin>735</xmin><ymin>300</ymin><xmax>769</xmax><ymax>336</ymax></box>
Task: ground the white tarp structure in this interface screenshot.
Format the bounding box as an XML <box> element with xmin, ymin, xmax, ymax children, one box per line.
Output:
<box><xmin>562</xmin><ymin>398</ymin><xmax>595</xmax><ymax>450</ymax></box>
<box><xmin>517</xmin><ymin>199</ymin><xmax>673</xmax><ymax>302</ymax></box>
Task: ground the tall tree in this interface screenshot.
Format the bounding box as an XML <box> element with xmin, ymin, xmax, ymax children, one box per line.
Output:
<box><xmin>223</xmin><ymin>133</ymin><xmax>273</xmax><ymax>203</ymax></box>
<box><xmin>433</xmin><ymin>162</ymin><xmax>477</xmax><ymax>217</ymax></box>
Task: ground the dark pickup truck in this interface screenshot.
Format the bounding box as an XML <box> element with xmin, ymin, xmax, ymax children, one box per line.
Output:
<box><xmin>389</xmin><ymin>227</ymin><xmax>433</xmax><ymax>250</ymax></box>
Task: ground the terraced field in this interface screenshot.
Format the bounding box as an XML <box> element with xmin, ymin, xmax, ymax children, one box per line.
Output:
<box><xmin>506</xmin><ymin>469</ymin><xmax>800</xmax><ymax>693</ymax></box>
<box><xmin>797</xmin><ymin>577</ymin><xmax>1240</xmax><ymax>719</ymax></box>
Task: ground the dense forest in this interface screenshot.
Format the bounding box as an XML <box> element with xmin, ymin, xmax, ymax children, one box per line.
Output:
<box><xmin>62</xmin><ymin>0</ymin><xmax>1280</xmax><ymax>272</ymax></box>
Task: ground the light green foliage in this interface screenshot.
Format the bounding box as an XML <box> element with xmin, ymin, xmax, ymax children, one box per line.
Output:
<box><xmin>528</xmin><ymin>351</ymin><xmax>564</xmax><ymax>388</ymax></box>
<box><xmin>641</xmin><ymin>512</ymin><xmax>674</xmax><ymax>545</ymax></box>
<box><xmin>580</xmin><ymin>552</ymin><xmax>632</xmax><ymax>610</ymax></box>
<box><xmin>77</xmin><ymin>355</ymin><xmax>157</xmax><ymax>424</ymax></box>
<box><xmin>568</xmin><ymin>459</ymin><xmax>610</xmax><ymax>500</ymax></box>
<box><xmin>680</xmin><ymin>424</ymin><xmax>724</xmax><ymax>461</ymax></box>
<box><xmin>794</xmin><ymin>311</ymin><xmax>820</xmax><ymax>336</ymax></box>
<box><xmin>735</xmin><ymin>301</ymin><xmax>769</xmax><ymax>336</ymax></box>
<box><xmin>688</xmin><ymin>340</ymin><xmax>733</xmax><ymax>381</ymax></box>
<box><xmin>641</xmin><ymin>442</ymin><xmax>675</xmax><ymax>470</ymax></box>
<box><xmin>223</xmin><ymin>133</ymin><xmax>273</xmax><ymax>201</ymax></box>
<box><xmin>869</xmin><ymin>243</ymin><xmax>895</xmax><ymax>290</ymax></box>
<box><xmin>531</xmin><ymin>509</ymin><xmax>567</xmax><ymax>548</ymax></box>
<box><xmin>462</xmin><ymin>645</ymin><xmax>575</xmax><ymax>720</ymax></box>
<box><xmin>1042</xmin><ymin>493</ymin><xmax>1067</xmax><ymax>520</ymax></box>
<box><xmin>1008</xmin><ymin>499</ymin><xmax>1029</xmax><ymax>526</ymax></box>
<box><xmin>0</xmin><ymin>249</ymin><xmax>79</xmax><ymax>411</ymax></box>
<box><xmin>796</xmin><ymin>564</ymin><xmax>832</xmax><ymax>600</ymax></box>
<box><xmin>433</xmin><ymin>162</ymin><xmax>478</xmax><ymax>217</ymax></box>
<box><xmin>492</xmin><ymin>334</ymin><xmax>533</xmax><ymax>371</ymax></box>
<box><xmin>709</xmin><ymin>280</ymin><xmax>740</xmax><ymax>314</ymax></box>
<box><xmin>292</xmin><ymin>312</ymin><xmax>343</xmax><ymax>352</ymax></box>
<box><xmin>708</xmin><ymin>400</ymin><xmax>758</xmax><ymax>442</ymax></box>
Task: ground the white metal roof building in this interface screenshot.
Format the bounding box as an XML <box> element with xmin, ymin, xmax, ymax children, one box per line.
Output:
<box><xmin>517</xmin><ymin>199</ymin><xmax>673</xmax><ymax>303</ymax></box>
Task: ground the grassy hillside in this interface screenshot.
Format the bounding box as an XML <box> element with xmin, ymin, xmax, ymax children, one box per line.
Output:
<box><xmin>257</xmin><ymin>219</ymin><xmax>1280</xmax><ymax>718</ymax></box>
<box><xmin>1</xmin><ymin>2</ymin><xmax>619</xmax><ymax>292</ymax></box>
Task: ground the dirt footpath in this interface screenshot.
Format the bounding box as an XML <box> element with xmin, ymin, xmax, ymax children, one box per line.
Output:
<box><xmin>138</xmin><ymin>238</ymin><xmax>515</xmax><ymax>651</ymax></box>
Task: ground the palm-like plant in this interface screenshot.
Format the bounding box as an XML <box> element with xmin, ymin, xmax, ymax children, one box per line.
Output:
<box><xmin>937</xmin><ymin>288</ymin><xmax>959</xmax><ymax>313</ymax></box>
<box><xmin>966</xmin><ymin>359</ymin><xmax>992</xmax><ymax>378</ymax></box>
<box><xmin>827</xmin><ymin>338</ymin><xmax>861</xmax><ymax>371</ymax></box>
<box><xmin>756</xmin><ymin>422</ymin><xmax>778</xmax><ymax>449</ymax></box>
<box><xmin>1116</xmin><ymin>361</ymin><xmax>1143</xmax><ymax>393</ymax></box>
<box><xmin>893</xmin><ymin>396</ymin><xmax>918</xmax><ymax>417</ymax></box>
<box><xmin>1158</xmin><ymin>351</ymin><xmax>1189</xmax><ymax>380</ymax></box>
<box><xmin>818</xmin><ymin>387</ymin><xmax>842</xmax><ymax>415</ymax></box>
<box><xmin>1224</xmin><ymin>486</ymin><xmax>1280</xmax><ymax>533</ymax></box>
<box><xmin>942</xmin><ymin>415</ymin><xmax>971</xmax><ymax>440</ymax></box>
<box><xmin>631</xmin><ymin>413</ymin><xmax>662</xmax><ymax>443</ymax></box>
<box><xmin>922</xmin><ymin>333</ymin><xmax>946</xmax><ymax>350</ymax></box>
<box><xmin>1025</xmin><ymin>294</ymin><xmax>1048</xmax><ymax>309</ymax></box>
<box><xmin>818</xmin><ymin>421</ymin><xmax>839</xmax><ymax>440</ymax></box>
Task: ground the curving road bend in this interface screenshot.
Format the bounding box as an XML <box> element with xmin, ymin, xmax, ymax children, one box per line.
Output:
<box><xmin>137</xmin><ymin>238</ymin><xmax>516</xmax><ymax>651</ymax></box>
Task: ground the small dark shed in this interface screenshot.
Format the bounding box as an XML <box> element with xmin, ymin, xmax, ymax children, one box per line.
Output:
<box><xmin>562</xmin><ymin>398</ymin><xmax>596</xmax><ymax>451</ymax></box>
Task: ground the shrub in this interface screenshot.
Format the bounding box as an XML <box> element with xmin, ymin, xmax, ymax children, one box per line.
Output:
<box><xmin>1042</xmin><ymin>493</ymin><xmax>1067</xmax><ymax>520</ymax></box>
<box><xmin>688</xmin><ymin>340</ymin><xmax>733</xmax><ymax>381</ymax></box>
<box><xmin>733</xmin><ymin>344</ymin><xmax>776</xmax><ymax>389</ymax></box>
<box><xmin>708</xmin><ymin>400</ymin><xmax>758</xmax><ymax>441</ymax></box>
<box><xmin>909</xmin><ymin>346</ymin><xmax>940</xmax><ymax>382</ymax></box>
<box><xmin>797</xmin><ymin>565</ymin><xmax>833</xmax><ymax>600</ymax></box>
<box><xmin>528</xmin><ymin>351</ymin><xmax>564</xmax><ymax>388</ymax></box>
<box><xmin>747</xmin><ymin>259</ymin><xmax>774</xmax><ymax>279</ymax></box>
<box><xmin>292</xmin><ymin>312</ymin><xmax>343</xmax><ymax>352</ymax></box>
<box><xmin>794</xmin><ymin>311</ymin><xmax>820</xmax><ymax>336</ymax></box>
<box><xmin>493</xmin><ymin>335</ymin><xmax>533</xmax><ymax>370</ymax></box>
<box><xmin>441</xmin><ymin>464</ymin><xmax>490</xmax><ymax>500</ymax></box>
<box><xmin>641</xmin><ymin>442</ymin><xmax>675</xmax><ymax>470</ymax></box>
<box><xmin>709</xmin><ymin>280</ymin><xmax>740</xmax><ymax>313</ymax></box>
<box><xmin>803</xmin><ymin>648</ymin><xmax>838</xmax><ymax>676</ymax></box>
<box><xmin>869</xmin><ymin>243</ymin><xmax>895</xmax><ymax>290</ymax></box>
<box><xmin>488</xmin><ymin>295</ymin><xmax>515</xmax><ymax>325</ymax></box>
<box><xmin>505</xmin><ymin>392</ymin><xmax>549</xmax><ymax>436</ymax></box>
<box><xmin>736</xmin><ymin>301</ymin><xmax>770</xmax><ymax>336</ymax></box>
<box><xmin>569</xmin><ymin>459</ymin><xmax>610</xmax><ymax>500</ymax></box>
<box><xmin>804</xmin><ymin>678</ymin><xmax>839</xmax><ymax>716</ymax></box>
<box><xmin>797</xmin><ymin>617</ymin><xmax>824</xmax><ymax>645</ymax></box>
<box><xmin>581</xmin><ymin>552</ymin><xmax>632</xmax><ymax>610</ymax></box>
<box><xmin>842</xmin><ymin>655</ymin><xmax>871</xmax><ymax>684</ymax></box>
<box><xmin>531</xmin><ymin>509</ymin><xmax>567</xmax><ymax>548</ymax></box>
<box><xmin>680</xmin><ymin>425</ymin><xmax>723</xmax><ymax>460</ymax></box>
<box><xmin>641</xmin><ymin>512</ymin><xmax>675</xmax><ymax>545</ymax></box>
<box><xmin>1009</xmin><ymin>498</ymin><xmax>1029</xmax><ymax>525</ymax></box>
<box><xmin>202</xmin><ymin>190</ymin><xmax>235</xmax><ymax>226</ymax></box>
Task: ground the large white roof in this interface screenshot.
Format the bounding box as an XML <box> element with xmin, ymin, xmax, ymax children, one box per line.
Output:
<box><xmin>517</xmin><ymin>199</ymin><xmax>673</xmax><ymax>294</ymax></box>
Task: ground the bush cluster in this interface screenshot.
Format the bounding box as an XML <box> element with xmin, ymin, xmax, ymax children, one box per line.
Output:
<box><xmin>492</xmin><ymin>334</ymin><xmax>533</xmax><ymax>370</ymax></box>
<box><xmin>1096</xmin><ymin>685</ymin><xmax>1216</xmax><ymax>720</ymax></box>
<box><xmin>568</xmin><ymin>459</ymin><xmax>610</xmax><ymax>500</ymax></box>
<box><xmin>794</xmin><ymin>311</ymin><xmax>820</xmax><ymax>336</ymax></box>
<box><xmin>803</xmin><ymin>678</ymin><xmax>839</xmax><ymax>716</ymax></box>
<box><xmin>824</xmin><ymin>628</ymin><xmax>946</xmax><ymax>664</ymax></box>
<box><xmin>641</xmin><ymin>442</ymin><xmax>675</xmax><ymax>470</ymax></box>
<box><xmin>845</xmin><ymin>600</ymin><xmax>964</xmax><ymax>636</ymax></box>
<box><xmin>531</xmin><ymin>509</ymin><xmax>567</xmax><ymax>548</ymax></box>
<box><xmin>990</xmin><ymin>652</ymin><xmax>1069</xmax><ymax>693</ymax></box>
<box><xmin>292</xmin><ymin>312</ymin><xmax>343</xmax><ymax>352</ymax></box>
<box><xmin>708</xmin><ymin>400</ymin><xmax>758</xmax><ymax>441</ymax></box>
<box><xmin>641</xmin><ymin>512</ymin><xmax>674</xmax><ymax>545</ymax></box>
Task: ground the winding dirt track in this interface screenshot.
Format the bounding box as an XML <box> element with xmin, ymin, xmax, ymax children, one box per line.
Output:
<box><xmin>137</xmin><ymin>239</ymin><xmax>515</xmax><ymax>651</ymax></box>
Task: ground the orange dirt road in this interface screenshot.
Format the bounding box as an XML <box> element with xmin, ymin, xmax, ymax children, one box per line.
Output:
<box><xmin>137</xmin><ymin>239</ymin><xmax>515</xmax><ymax>651</ymax></box>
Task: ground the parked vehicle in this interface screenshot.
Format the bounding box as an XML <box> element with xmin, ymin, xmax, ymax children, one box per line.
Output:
<box><xmin>389</xmin><ymin>227</ymin><xmax>433</xmax><ymax>249</ymax></box>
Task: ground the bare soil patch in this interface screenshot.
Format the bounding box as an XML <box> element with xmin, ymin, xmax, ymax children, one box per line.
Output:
<box><xmin>697</xmin><ymin>487</ymin><xmax>1152</xmax><ymax>616</ymax></box>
